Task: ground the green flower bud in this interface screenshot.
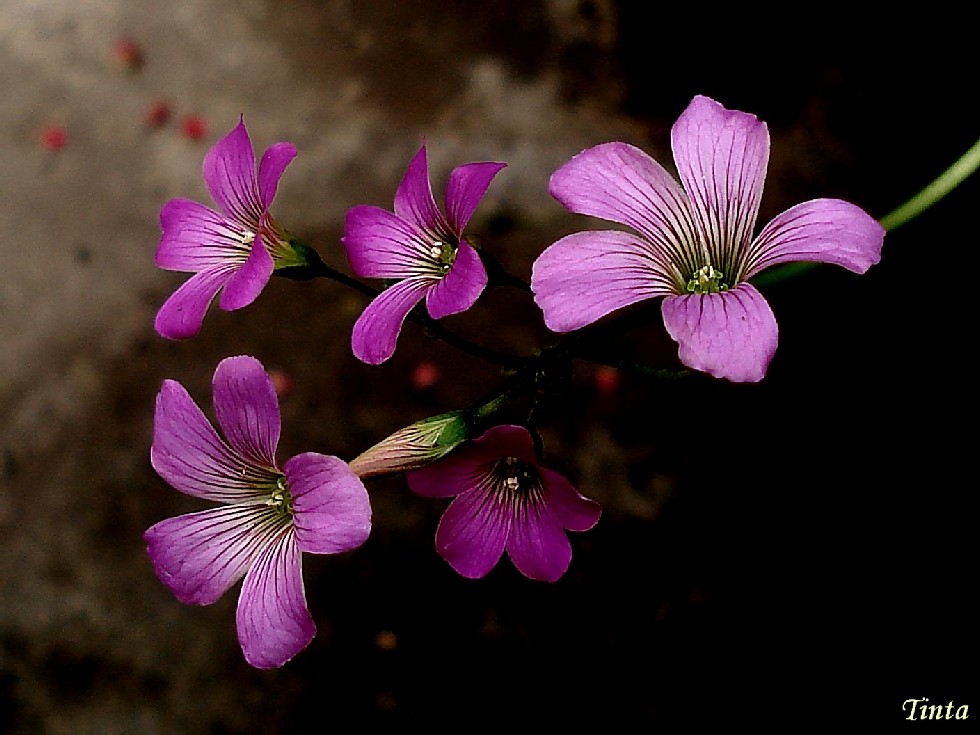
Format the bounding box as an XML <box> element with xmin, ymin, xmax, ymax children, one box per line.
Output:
<box><xmin>349</xmin><ymin>410</ymin><xmax>470</xmax><ymax>478</ymax></box>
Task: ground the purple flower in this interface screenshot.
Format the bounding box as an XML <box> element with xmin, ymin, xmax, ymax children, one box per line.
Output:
<box><xmin>145</xmin><ymin>355</ymin><xmax>372</xmax><ymax>668</ymax></box>
<box><xmin>531</xmin><ymin>95</ymin><xmax>886</xmax><ymax>383</ymax></box>
<box><xmin>407</xmin><ymin>425</ymin><xmax>601</xmax><ymax>582</ymax></box>
<box><xmin>154</xmin><ymin>117</ymin><xmax>306</xmax><ymax>340</ymax></box>
<box><xmin>342</xmin><ymin>142</ymin><xmax>506</xmax><ymax>364</ymax></box>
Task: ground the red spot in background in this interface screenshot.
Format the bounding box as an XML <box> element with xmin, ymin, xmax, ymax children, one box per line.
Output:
<box><xmin>410</xmin><ymin>361</ymin><xmax>440</xmax><ymax>391</ymax></box>
<box><xmin>180</xmin><ymin>115</ymin><xmax>208</xmax><ymax>141</ymax></box>
<box><xmin>111</xmin><ymin>37</ymin><xmax>144</xmax><ymax>71</ymax></box>
<box><xmin>593</xmin><ymin>365</ymin><xmax>621</xmax><ymax>396</ymax></box>
<box><xmin>39</xmin><ymin>125</ymin><xmax>68</xmax><ymax>152</ymax></box>
<box><xmin>267</xmin><ymin>369</ymin><xmax>294</xmax><ymax>399</ymax></box>
<box><xmin>145</xmin><ymin>101</ymin><xmax>172</xmax><ymax>129</ymax></box>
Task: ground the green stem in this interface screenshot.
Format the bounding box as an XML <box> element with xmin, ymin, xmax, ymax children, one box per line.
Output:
<box><xmin>753</xmin><ymin>135</ymin><xmax>980</xmax><ymax>287</ymax></box>
<box><xmin>879</xmin><ymin>135</ymin><xmax>980</xmax><ymax>231</ymax></box>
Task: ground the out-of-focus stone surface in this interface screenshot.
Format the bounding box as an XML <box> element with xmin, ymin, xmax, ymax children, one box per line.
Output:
<box><xmin>1</xmin><ymin>2</ymin><xmax>974</xmax><ymax>731</ymax></box>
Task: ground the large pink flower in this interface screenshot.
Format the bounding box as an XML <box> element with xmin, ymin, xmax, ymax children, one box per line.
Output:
<box><xmin>407</xmin><ymin>425</ymin><xmax>600</xmax><ymax>582</ymax></box>
<box><xmin>154</xmin><ymin>117</ymin><xmax>303</xmax><ymax>340</ymax></box>
<box><xmin>342</xmin><ymin>142</ymin><xmax>506</xmax><ymax>364</ymax></box>
<box><xmin>532</xmin><ymin>95</ymin><xmax>885</xmax><ymax>382</ymax></box>
<box><xmin>145</xmin><ymin>355</ymin><xmax>372</xmax><ymax>668</ymax></box>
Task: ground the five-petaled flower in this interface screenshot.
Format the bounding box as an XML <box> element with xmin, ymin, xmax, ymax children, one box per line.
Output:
<box><xmin>407</xmin><ymin>425</ymin><xmax>601</xmax><ymax>582</ymax></box>
<box><xmin>342</xmin><ymin>142</ymin><xmax>506</xmax><ymax>364</ymax></box>
<box><xmin>154</xmin><ymin>116</ymin><xmax>308</xmax><ymax>340</ymax></box>
<box><xmin>531</xmin><ymin>95</ymin><xmax>885</xmax><ymax>382</ymax></box>
<box><xmin>145</xmin><ymin>355</ymin><xmax>372</xmax><ymax>669</ymax></box>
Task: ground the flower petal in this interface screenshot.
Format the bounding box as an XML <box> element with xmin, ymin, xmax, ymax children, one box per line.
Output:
<box><xmin>531</xmin><ymin>229</ymin><xmax>675</xmax><ymax>332</ymax></box>
<box><xmin>394</xmin><ymin>142</ymin><xmax>452</xmax><ymax>234</ymax></box>
<box><xmin>744</xmin><ymin>198</ymin><xmax>885</xmax><ymax>278</ymax></box>
<box><xmin>285</xmin><ymin>453</ymin><xmax>372</xmax><ymax>555</ymax></box>
<box><xmin>156</xmin><ymin>198</ymin><xmax>251</xmax><ymax>272</ymax></box>
<box><xmin>236</xmin><ymin>527</ymin><xmax>315</xmax><ymax>669</ymax></box>
<box><xmin>218</xmin><ymin>234</ymin><xmax>274</xmax><ymax>311</ymax></box>
<box><xmin>151</xmin><ymin>379</ymin><xmax>276</xmax><ymax>502</ymax></box>
<box><xmin>211</xmin><ymin>355</ymin><xmax>281</xmax><ymax>467</ymax></box>
<box><xmin>539</xmin><ymin>468</ymin><xmax>601</xmax><ymax>532</ymax></box>
<box><xmin>425</xmin><ymin>241</ymin><xmax>487</xmax><ymax>319</ymax></box>
<box><xmin>144</xmin><ymin>504</ymin><xmax>281</xmax><ymax>606</ymax></box>
<box><xmin>342</xmin><ymin>205</ymin><xmax>435</xmax><ymax>279</ymax></box>
<box><xmin>661</xmin><ymin>282</ymin><xmax>778</xmax><ymax>383</ymax></box>
<box><xmin>258</xmin><ymin>142</ymin><xmax>297</xmax><ymax>209</ymax></box>
<box><xmin>549</xmin><ymin>142</ymin><xmax>698</xmax><ymax>260</ymax></box>
<box><xmin>504</xmin><ymin>502</ymin><xmax>572</xmax><ymax>582</ymax></box>
<box><xmin>203</xmin><ymin>116</ymin><xmax>263</xmax><ymax>227</ymax></box>
<box><xmin>670</xmin><ymin>95</ymin><xmax>769</xmax><ymax>270</ymax></box>
<box><xmin>154</xmin><ymin>266</ymin><xmax>234</xmax><ymax>340</ymax></box>
<box><xmin>444</xmin><ymin>161</ymin><xmax>507</xmax><ymax>233</ymax></box>
<box><xmin>435</xmin><ymin>485</ymin><xmax>510</xmax><ymax>579</ymax></box>
<box><xmin>351</xmin><ymin>278</ymin><xmax>431</xmax><ymax>365</ymax></box>
<box><xmin>407</xmin><ymin>424</ymin><xmax>535</xmax><ymax>499</ymax></box>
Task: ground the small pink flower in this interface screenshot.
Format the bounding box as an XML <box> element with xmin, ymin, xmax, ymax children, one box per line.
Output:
<box><xmin>154</xmin><ymin>116</ymin><xmax>305</xmax><ymax>339</ymax></box>
<box><xmin>145</xmin><ymin>355</ymin><xmax>372</xmax><ymax>668</ymax></box>
<box><xmin>407</xmin><ymin>425</ymin><xmax>600</xmax><ymax>582</ymax></box>
<box><xmin>342</xmin><ymin>142</ymin><xmax>506</xmax><ymax>364</ymax></box>
<box><xmin>532</xmin><ymin>95</ymin><xmax>885</xmax><ymax>382</ymax></box>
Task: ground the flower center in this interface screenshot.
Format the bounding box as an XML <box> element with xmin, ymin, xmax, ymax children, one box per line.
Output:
<box><xmin>240</xmin><ymin>229</ymin><xmax>256</xmax><ymax>245</ymax></box>
<box><xmin>686</xmin><ymin>264</ymin><xmax>729</xmax><ymax>294</ymax></box>
<box><xmin>428</xmin><ymin>240</ymin><xmax>456</xmax><ymax>272</ymax></box>
<box><xmin>495</xmin><ymin>456</ymin><xmax>539</xmax><ymax>495</ymax></box>
<box><xmin>266</xmin><ymin>475</ymin><xmax>294</xmax><ymax>518</ymax></box>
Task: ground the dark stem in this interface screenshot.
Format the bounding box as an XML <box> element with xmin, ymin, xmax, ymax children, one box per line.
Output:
<box><xmin>278</xmin><ymin>250</ymin><xmax>530</xmax><ymax>369</ymax></box>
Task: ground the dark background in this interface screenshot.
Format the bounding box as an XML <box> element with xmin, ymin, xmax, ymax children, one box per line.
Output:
<box><xmin>1</xmin><ymin>3</ymin><xmax>974</xmax><ymax>732</ymax></box>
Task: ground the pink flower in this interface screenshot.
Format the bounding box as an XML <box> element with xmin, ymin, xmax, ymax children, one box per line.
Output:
<box><xmin>154</xmin><ymin>116</ymin><xmax>305</xmax><ymax>339</ymax></box>
<box><xmin>532</xmin><ymin>95</ymin><xmax>885</xmax><ymax>382</ymax></box>
<box><xmin>342</xmin><ymin>142</ymin><xmax>506</xmax><ymax>364</ymax></box>
<box><xmin>145</xmin><ymin>356</ymin><xmax>372</xmax><ymax>668</ymax></box>
<box><xmin>407</xmin><ymin>425</ymin><xmax>600</xmax><ymax>582</ymax></box>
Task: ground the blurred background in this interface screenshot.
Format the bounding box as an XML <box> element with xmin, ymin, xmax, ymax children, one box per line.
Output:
<box><xmin>1</xmin><ymin>1</ymin><xmax>975</xmax><ymax>732</ymax></box>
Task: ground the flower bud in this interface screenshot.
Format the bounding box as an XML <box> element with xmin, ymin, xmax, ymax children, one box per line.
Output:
<box><xmin>350</xmin><ymin>410</ymin><xmax>470</xmax><ymax>478</ymax></box>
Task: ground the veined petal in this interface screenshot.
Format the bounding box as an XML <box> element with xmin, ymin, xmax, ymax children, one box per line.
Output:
<box><xmin>258</xmin><ymin>142</ymin><xmax>297</xmax><ymax>209</ymax></box>
<box><xmin>670</xmin><ymin>95</ymin><xmax>769</xmax><ymax>272</ymax></box>
<box><xmin>549</xmin><ymin>142</ymin><xmax>699</xmax><ymax>270</ymax></box>
<box><xmin>156</xmin><ymin>198</ymin><xmax>252</xmax><ymax>272</ymax></box>
<box><xmin>151</xmin><ymin>379</ymin><xmax>277</xmax><ymax>502</ymax></box>
<box><xmin>394</xmin><ymin>142</ymin><xmax>452</xmax><ymax>235</ymax></box>
<box><xmin>531</xmin><ymin>230</ymin><xmax>674</xmax><ymax>332</ymax></box>
<box><xmin>285</xmin><ymin>453</ymin><xmax>372</xmax><ymax>555</ymax></box>
<box><xmin>203</xmin><ymin>116</ymin><xmax>263</xmax><ymax>228</ymax></box>
<box><xmin>435</xmin><ymin>483</ymin><xmax>510</xmax><ymax>579</ymax></box>
<box><xmin>236</xmin><ymin>527</ymin><xmax>315</xmax><ymax>669</ymax></box>
<box><xmin>343</xmin><ymin>205</ymin><xmax>440</xmax><ymax>279</ymax></box>
<box><xmin>539</xmin><ymin>468</ymin><xmax>601</xmax><ymax>532</ymax></box>
<box><xmin>218</xmin><ymin>234</ymin><xmax>274</xmax><ymax>311</ymax></box>
<box><xmin>744</xmin><ymin>198</ymin><xmax>885</xmax><ymax>279</ymax></box>
<box><xmin>154</xmin><ymin>266</ymin><xmax>234</xmax><ymax>340</ymax></box>
<box><xmin>408</xmin><ymin>424</ymin><xmax>536</xmax><ymax>500</ymax></box>
<box><xmin>505</xmin><ymin>501</ymin><xmax>572</xmax><ymax>583</ymax></box>
<box><xmin>144</xmin><ymin>504</ymin><xmax>283</xmax><ymax>606</ymax></box>
<box><xmin>407</xmin><ymin>447</ymin><xmax>485</xmax><ymax>499</ymax></box>
<box><xmin>211</xmin><ymin>355</ymin><xmax>281</xmax><ymax>467</ymax></box>
<box><xmin>425</xmin><ymin>241</ymin><xmax>487</xmax><ymax>319</ymax></box>
<box><xmin>351</xmin><ymin>278</ymin><xmax>432</xmax><ymax>365</ymax></box>
<box><xmin>445</xmin><ymin>161</ymin><xmax>507</xmax><ymax>233</ymax></box>
<box><xmin>662</xmin><ymin>283</ymin><xmax>778</xmax><ymax>383</ymax></box>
